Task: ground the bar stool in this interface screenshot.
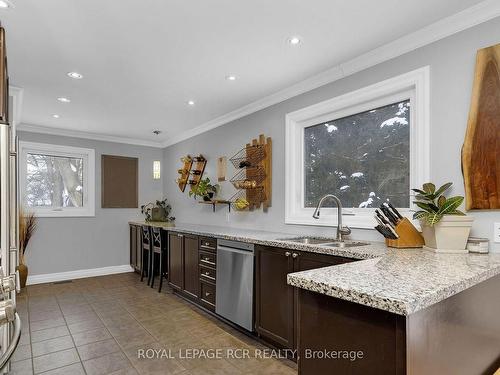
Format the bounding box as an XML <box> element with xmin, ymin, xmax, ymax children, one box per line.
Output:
<box><xmin>150</xmin><ymin>227</ymin><xmax>168</xmax><ymax>292</ymax></box>
<box><xmin>140</xmin><ymin>226</ymin><xmax>152</xmax><ymax>284</ymax></box>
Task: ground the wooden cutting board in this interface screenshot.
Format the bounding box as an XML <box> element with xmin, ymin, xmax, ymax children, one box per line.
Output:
<box><xmin>462</xmin><ymin>43</ymin><xmax>500</xmax><ymax>210</ymax></box>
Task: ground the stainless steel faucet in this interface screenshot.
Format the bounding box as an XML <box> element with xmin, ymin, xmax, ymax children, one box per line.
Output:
<box><xmin>312</xmin><ymin>194</ymin><xmax>351</xmax><ymax>242</ymax></box>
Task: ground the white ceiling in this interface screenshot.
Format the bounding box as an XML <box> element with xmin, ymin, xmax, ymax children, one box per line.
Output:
<box><xmin>1</xmin><ymin>0</ymin><xmax>490</xmax><ymax>145</ymax></box>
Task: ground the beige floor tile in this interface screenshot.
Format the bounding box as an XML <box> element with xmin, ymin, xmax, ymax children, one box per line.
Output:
<box><xmin>68</xmin><ymin>318</ymin><xmax>104</xmax><ymax>334</ymax></box>
<box><xmin>77</xmin><ymin>338</ymin><xmax>121</xmax><ymax>361</ymax></box>
<box><xmin>71</xmin><ymin>327</ymin><xmax>112</xmax><ymax>346</ymax></box>
<box><xmin>11</xmin><ymin>344</ymin><xmax>32</xmax><ymax>362</ymax></box>
<box><xmin>31</xmin><ymin>326</ymin><xmax>70</xmax><ymax>343</ymax></box>
<box><xmin>82</xmin><ymin>351</ymin><xmax>132</xmax><ymax>375</ymax></box>
<box><xmin>8</xmin><ymin>358</ymin><xmax>33</xmax><ymax>375</ymax></box>
<box><xmin>63</xmin><ymin>310</ymin><xmax>100</xmax><ymax>325</ymax></box>
<box><xmin>38</xmin><ymin>362</ymin><xmax>86</xmax><ymax>375</ymax></box>
<box><xmin>114</xmin><ymin>330</ymin><xmax>157</xmax><ymax>351</ymax></box>
<box><xmin>32</xmin><ymin>335</ymin><xmax>74</xmax><ymax>357</ymax></box>
<box><xmin>30</xmin><ymin>317</ymin><xmax>66</xmax><ymax>332</ymax></box>
<box><xmin>32</xmin><ymin>348</ymin><xmax>80</xmax><ymax>374</ymax></box>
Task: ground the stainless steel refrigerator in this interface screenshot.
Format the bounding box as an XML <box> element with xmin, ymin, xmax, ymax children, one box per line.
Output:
<box><xmin>0</xmin><ymin>24</ymin><xmax>22</xmax><ymax>373</ymax></box>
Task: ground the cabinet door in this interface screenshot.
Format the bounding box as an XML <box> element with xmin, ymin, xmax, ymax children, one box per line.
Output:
<box><xmin>136</xmin><ymin>226</ymin><xmax>142</xmax><ymax>271</ymax></box>
<box><xmin>183</xmin><ymin>235</ymin><xmax>199</xmax><ymax>298</ymax></box>
<box><xmin>169</xmin><ymin>233</ymin><xmax>184</xmax><ymax>290</ymax></box>
<box><xmin>130</xmin><ymin>225</ymin><xmax>137</xmax><ymax>269</ymax></box>
<box><xmin>255</xmin><ymin>245</ymin><xmax>294</xmax><ymax>349</ymax></box>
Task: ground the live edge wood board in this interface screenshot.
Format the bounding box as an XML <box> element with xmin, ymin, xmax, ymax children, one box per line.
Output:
<box><xmin>462</xmin><ymin>42</ymin><xmax>500</xmax><ymax>210</ymax></box>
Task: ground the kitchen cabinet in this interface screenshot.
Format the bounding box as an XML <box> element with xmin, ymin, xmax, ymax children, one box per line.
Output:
<box><xmin>168</xmin><ymin>232</ymin><xmax>184</xmax><ymax>290</ymax></box>
<box><xmin>183</xmin><ymin>235</ymin><xmax>199</xmax><ymax>298</ymax></box>
<box><xmin>198</xmin><ymin>236</ymin><xmax>217</xmax><ymax>311</ymax></box>
<box><xmin>255</xmin><ymin>245</ymin><xmax>355</xmax><ymax>351</ymax></box>
<box><xmin>129</xmin><ymin>224</ymin><xmax>142</xmax><ymax>272</ymax></box>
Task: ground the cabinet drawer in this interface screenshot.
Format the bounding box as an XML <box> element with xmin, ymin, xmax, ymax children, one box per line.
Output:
<box><xmin>199</xmin><ymin>237</ymin><xmax>216</xmax><ymax>252</ymax></box>
<box><xmin>199</xmin><ymin>250</ymin><xmax>216</xmax><ymax>267</ymax></box>
<box><xmin>200</xmin><ymin>281</ymin><xmax>216</xmax><ymax>308</ymax></box>
<box><xmin>199</xmin><ymin>265</ymin><xmax>216</xmax><ymax>282</ymax></box>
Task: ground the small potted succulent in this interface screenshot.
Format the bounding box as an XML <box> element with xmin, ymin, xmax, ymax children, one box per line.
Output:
<box><xmin>189</xmin><ymin>177</ymin><xmax>219</xmax><ymax>201</ymax></box>
<box><xmin>412</xmin><ymin>182</ymin><xmax>474</xmax><ymax>253</ymax></box>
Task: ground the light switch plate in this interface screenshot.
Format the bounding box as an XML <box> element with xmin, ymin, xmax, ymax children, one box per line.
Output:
<box><xmin>494</xmin><ymin>222</ymin><xmax>500</xmax><ymax>243</ymax></box>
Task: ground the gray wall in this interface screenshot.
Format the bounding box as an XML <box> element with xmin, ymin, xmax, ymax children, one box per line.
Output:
<box><xmin>18</xmin><ymin>131</ymin><xmax>164</xmax><ymax>276</ymax></box>
<box><xmin>163</xmin><ymin>17</ymin><xmax>500</xmax><ymax>250</ymax></box>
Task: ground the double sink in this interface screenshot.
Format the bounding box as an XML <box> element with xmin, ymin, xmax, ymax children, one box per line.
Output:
<box><xmin>278</xmin><ymin>236</ymin><xmax>370</xmax><ymax>248</ymax></box>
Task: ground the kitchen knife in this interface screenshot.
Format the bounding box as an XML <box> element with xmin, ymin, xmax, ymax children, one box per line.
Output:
<box><xmin>386</xmin><ymin>202</ymin><xmax>404</xmax><ymax>220</ymax></box>
<box><xmin>375</xmin><ymin>209</ymin><xmax>395</xmax><ymax>228</ymax></box>
<box><xmin>380</xmin><ymin>205</ymin><xmax>399</xmax><ymax>226</ymax></box>
<box><xmin>374</xmin><ymin>215</ymin><xmax>399</xmax><ymax>239</ymax></box>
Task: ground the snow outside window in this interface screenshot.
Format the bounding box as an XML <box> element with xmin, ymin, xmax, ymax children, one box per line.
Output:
<box><xmin>19</xmin><ymin>142</ymin><xmax>95</xmax><ymax>217</ymax></box>
<box><xmin>285</xmin><ymin>67</ymin><xmax>430</xmax><ymax>228</ymax></box>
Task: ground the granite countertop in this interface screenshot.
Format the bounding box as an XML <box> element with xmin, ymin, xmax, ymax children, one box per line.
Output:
<box><xmin>129</xmin><ymin>221</ymin><xmax>500</xmax><ymax>316</ymax></box>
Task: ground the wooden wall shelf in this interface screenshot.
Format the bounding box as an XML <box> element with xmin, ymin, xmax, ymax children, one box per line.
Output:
<box><xmin>229</xmin><ymin>134</ymin><xmax>272</xmax><ymax>211</ymax></box>
<box><xmin>189</xmin><ymin>155</ymin><xmax>207</xmax><ymax>191</ymax></box>
<box><xmin>176</xmin><ymin>155</ymin><xmax>192</xmax><ymax>192</ymax></box>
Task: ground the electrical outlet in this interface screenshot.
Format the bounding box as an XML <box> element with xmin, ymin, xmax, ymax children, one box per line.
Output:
<box><xmin>494</xmin><ymin>222</ymin><xmax>500</xmax><ymax>243</ymax></box>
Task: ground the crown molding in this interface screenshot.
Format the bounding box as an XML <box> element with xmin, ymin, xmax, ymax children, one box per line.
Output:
<box><xmin>163</xmin><ymin>0</ymin><xmax>500</xmax><ymax>148</ymax></box>
<box><xmin>17</xmin><ymin>123</ymin><xmax>164</xmax><ymax>148</ymax></box>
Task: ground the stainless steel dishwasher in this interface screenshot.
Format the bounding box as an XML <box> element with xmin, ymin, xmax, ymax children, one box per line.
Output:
<box><xmin>216</xmin><ymin>239</ymin><xmax>254</xmax><ymax>331</ymax></box>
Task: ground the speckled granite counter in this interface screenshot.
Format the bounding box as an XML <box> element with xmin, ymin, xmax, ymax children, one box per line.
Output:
<box><xmin>129</xmin><ymin>221</ymin><xmax>500</xmax><ymax>316</ymax></box>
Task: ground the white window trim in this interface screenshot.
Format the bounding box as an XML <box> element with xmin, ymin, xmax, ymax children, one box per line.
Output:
<box><xmin>285</xmin><ymin>66</ymin><xmax>430</xmax><ymax>229</ymax></box>
<box><xmin>19</xmin><ymin>141</ymin><xmax>95</xmax><ymax>217</ymax></box>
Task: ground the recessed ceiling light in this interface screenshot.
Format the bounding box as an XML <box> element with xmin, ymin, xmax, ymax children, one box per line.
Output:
<box><xmin>288</xmin><ymin>36</ymin><xmax>301</xmax><ymax>45</ymax></box>
<box><xmin>0</xmin><ymin>1</ymin><xmax>13</xmax><ymax>9</ymax></box>
<box><xmin>57</xmin><ymin>97</ymin><xmax>71</xmax><ymax>103</ymax></box>
<box><xmin>187</xmin><ymin>100</ymin><xmax>195</xmax><ymax>106</ymax></box>
<box><xmin>226</xmin><ymin>75</ymin><xmax>237</xmax><ymax>81</ymax></box>
<box><xmin>52</xmin><ymin>114</ymin><xmax>60</xmax><ymax>118</ymax></box>
<box><xmin>67</xmin><ymin>71</ymin><xmax>83</xmax><ymax>79</ymax></box>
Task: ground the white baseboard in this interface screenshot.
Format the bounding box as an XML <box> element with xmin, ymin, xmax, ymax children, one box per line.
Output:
<box><xmin>26</xmin><ymin>264</ymin><xmax>134</xmax><ymax>285</ymax></box>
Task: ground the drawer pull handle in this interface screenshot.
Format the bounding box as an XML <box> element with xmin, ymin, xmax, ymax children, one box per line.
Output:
<box><xmin>292</xmin><ymin>253</ymin><xmax>299</xmax><ymax>258</ymax></box>
<box><xmin>204</xmin><ymin>271</ymin><xmax>210</xmax><ymax>276</ymax></box>
<box><xmin>285</xmin><ymin>251</ymin><xmax>291</xmax><ymax>257</ymax></box>
<box><xmin>205</xmin><ymin>292</ymin><xmax>211</xmax><ymax>297</ymax></box>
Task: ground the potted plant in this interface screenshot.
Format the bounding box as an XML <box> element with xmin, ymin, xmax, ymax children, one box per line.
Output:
<box><xmin>18</xmin><ymin>208</ymin><xmax>37</xmax><ymax>288</ymax></box>
<box><xmin>141</xmin><ymin>198</ymin><xmax>175</xmax><ymax>223</ymax></box>
<box><xmin>188</xmin><ymin>177</ymin><xmax>219</xmax><ymax>201</ymax></box>
<box><xmin>412</xmin><ymin>182</ymin><xmax>474</xmax><ymax>253</ymax></box>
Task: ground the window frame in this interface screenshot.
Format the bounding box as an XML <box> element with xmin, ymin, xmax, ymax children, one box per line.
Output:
<box><xmin>285</xmin><ymin>67</ymin><xmax>430</xmax><ymax>229</ymax></box>
<box><xmin>19</xmin><ymin>141</ymin><xmax>96</xmax><ymax>217</ymax></box>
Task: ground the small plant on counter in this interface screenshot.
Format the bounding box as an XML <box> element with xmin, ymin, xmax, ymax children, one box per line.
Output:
<box><xmin>141</xmin><ymin>198</ymin><xmax>175</xmax><ymax>222</ymax></box>
<box><xmin>412</xmin><ymin>182</ymin><xmax>465</xmax><ymax>225</ymax></box>
<box><xmin>189</xmin><ymin>177</ymin><xmax>219</xmax><ymax>201</ymax></box>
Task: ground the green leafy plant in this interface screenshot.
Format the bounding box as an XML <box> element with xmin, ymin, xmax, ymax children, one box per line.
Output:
<box><xmin>188</xmin><ymin>177</ymin><xmax>219</xmax><ymax>200</ymax></box>
<box><xmin>141</xmin><ymin>199</ymin><xmax>175</xmax><ymax>222</ymax></box>
<box><xmin>412</xmin><ymin>182</ymin><xmax>465</xmax><ymax>225</ymax></box>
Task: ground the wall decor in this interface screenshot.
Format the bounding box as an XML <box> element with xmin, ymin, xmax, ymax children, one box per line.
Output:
<box><xmin>462</xmin><ymin>42</ymin><xmax>500</xmax><ymax>209</ymax></box>
<box><xmin>229</xmin><ymin>134</ymin><xmax>272</xmax><ymax>211</ymax></box>
<box><xmin>176</xmin><ymin>155</ymin><xmax>192</xmax><ymax>192</ymax></box>
<box><xmin>101</xmin><ymin>155</ymin><xmax>138</xmax><ymax>208</ymax></box>
<box><xmin>217</xmin><ymin>156</ymin><xmax>227</xmax><ymax>182</ymax></box>
<box><xmin>189</xmin><ymin>155</ymin><xmax>207</xmax><ymax>191</ymax></box>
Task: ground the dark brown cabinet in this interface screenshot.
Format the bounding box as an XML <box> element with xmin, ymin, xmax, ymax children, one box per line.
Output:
<box><xmin>183</xmin><ymin>235</ymin><xmax>199</xmax><ymax>298</ymax></box>
<box><xmin>168</xmin><ymin>232</ymin><xmax>184</xmax><ymax>290</ymax></box>
<box><xmin>255</xmin><ymin>245</ymin><xmax>356</xmax><ymax>351</ymax></box>
<box><xmin>129</xmin><ymin>224</ymin><xmax>142</xmax><ymax>272</ymax></box>
<box><xmin>198</xmin><ymin>236</ymin><xmax>217</xmax><ymax>311</ymax></box>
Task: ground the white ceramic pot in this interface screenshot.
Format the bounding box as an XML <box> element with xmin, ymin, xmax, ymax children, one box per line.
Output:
<box><xmin>420</xmin><ymin>215</ymin><xmax>474</xmax><ymax>253</ymax></box>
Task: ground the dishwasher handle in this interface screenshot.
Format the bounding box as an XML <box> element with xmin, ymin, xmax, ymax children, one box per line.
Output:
<box><xmin>217</xmin><ymin>245</ymin><xmax>254</xmax><ymax>256</ymax></box>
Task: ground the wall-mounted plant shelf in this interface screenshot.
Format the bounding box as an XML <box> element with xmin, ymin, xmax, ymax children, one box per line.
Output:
<box><xmin>229</xmin><ymin>134</ymin><xmax>272</xmax><ymax>211</ymax></box>
<box><xmin>189</xmin><ymin>155</ymin><xmax>207</xmax><ymax>191</ymax></box>
<box><xmin>199</xmin><ymin>200</ymin><xmax>232</xmax><ymax>212</ymax></box>
<box><xmin>176</xmin><ymin>155</ymin><xmax>192</xmax><ymax>192</ymax></box>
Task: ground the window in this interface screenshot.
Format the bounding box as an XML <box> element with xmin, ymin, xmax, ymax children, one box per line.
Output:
<box><xmin>285</xmin><ymin>67</ymin><xmax>430</xmax><ymax>228</ymax></box>
<box><xmin>19</xmin><ymin>142</ymin><xmax>95</xmax><ymax>217</ymax></box>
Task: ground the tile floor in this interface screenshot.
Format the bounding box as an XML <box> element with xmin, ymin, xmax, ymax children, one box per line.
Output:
<box><xmin>9</xmin><ymin>272</ymin><xmax>297</xmax><ymax>375</ymax></box>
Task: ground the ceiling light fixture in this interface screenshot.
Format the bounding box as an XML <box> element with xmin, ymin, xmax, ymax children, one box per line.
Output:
<box><xmin>187</xmin><ymin>100</ymin><xmax>195</xmax><ymax>106</ymax></box>
<box><xmin>57</xmin><ymin>97</ymin><xmax>71</xmax><ymax>103</ymax></box>
<box><xmin>288</xmin><ymin>36</ymin><xmax>301</xmax><ymax>45</ymax></box>
<box><xmin>226</xmin><ymin>75</ymin><xmax>237</xmax><ymax>81</ymax></box>
<box><xmin>67</xmin><ymin>71</ymin><xmax>83</xmax><ymax>79</ymax></box>
<box><xmin>52</xmin><ymin>114</ymin><xmax>60</xmax><ymax>118</ymax></box>
<box><xmin>0</xmin><ymin>1</ymin><xmax>13</xmax><ymax>9</ymax></box>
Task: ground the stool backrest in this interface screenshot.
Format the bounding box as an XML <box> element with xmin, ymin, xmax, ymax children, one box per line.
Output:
<box><xmin>142</xmin><ymin>226</ymin><xmax>151</xmax><ymax>250</ymax></box>
<box><xmin>151</xmin><ymin>227</ymin><xmax>163</xmax><ymax>252</ymax></box>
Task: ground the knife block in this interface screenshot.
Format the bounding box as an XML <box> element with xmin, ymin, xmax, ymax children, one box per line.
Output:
<box><xmin>385</xmin><ymin>218</ymin><xmax>424</xmax><ymax>248</ymax></box>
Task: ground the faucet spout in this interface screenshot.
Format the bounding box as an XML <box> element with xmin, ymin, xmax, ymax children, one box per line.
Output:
<box><xmin>312</xmin><ymin>194</ymin><xmax>351</xmax><ymax>242</ymax></box>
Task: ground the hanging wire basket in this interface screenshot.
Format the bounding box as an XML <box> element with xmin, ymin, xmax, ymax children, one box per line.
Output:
<box><xmin>229</xmin><ymin>187</ymin><xmax>266</xmax><ymax>210</ymax></box>
<box><xmin>230</xmin><ymin>167</ymin><xmax>266</xmax><ymax>189</ymax></box>
<box><xmin>229</xmin><ymin>145</ymin><xmax>266</xmax><ymax>169</ymax></box>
